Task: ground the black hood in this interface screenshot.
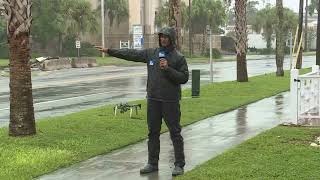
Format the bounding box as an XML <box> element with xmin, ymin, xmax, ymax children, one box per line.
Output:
<box><xmin>158</xmin><ymin>27</ymin><xmax>176</xmax><ymax>49</ymax></box>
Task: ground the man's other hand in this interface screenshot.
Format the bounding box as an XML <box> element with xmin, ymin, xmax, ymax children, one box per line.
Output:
<box><xmin>159</xmin><ymin>59</ymin><xmax>168</xmax><ymax>70</ymax></box>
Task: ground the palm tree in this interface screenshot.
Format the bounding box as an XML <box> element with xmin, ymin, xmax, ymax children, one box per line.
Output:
<box><xmin>169</xmin><ymin>0</ymin><xmax>182</xmax><ymax>50</ymax></box>
<box><xmin>235</xmin><ymin>0</ymin><xmax>249</xmax><ymax>82</ymax></box>
<box><xmin>253</xmin><ymin>6</ymin><xmax>298</xmax><ymax>51</ymax></box>
<box><xmin>305</xmin><ymin>0</ymin><xmax>309</xmax><ymax>51</ymax></box>
<box><xmin>224</xmin><ymin>0</ymin><xmax>248</xmax><ymax>82</ymax></box>
<box><xmin>65</xmin><ymin>0</ymin><xmax>98</xmax><ymax>38</ymax></box>
<box><xmin>276</xmin><ymin>0</ymin><xmax>284</xmax><ymax>76</ymax></box>
<box><xmin>98</xmin><ymin>0</ymin><xmax>128</xmax><ymax>48</ymax></box>
<box><xmin>100</xmin><ymin>0</ymin><xmax>129</xmax><ymax>27</ymax></box>
<box><xmin>253</xmin><ymin>5</ymin><xmax>275</xmax><ymax>50</ymax></box>
<box><xmin>3</xmin><ymin>0</ymin><xmax>36</xmax><ymax>136</ymax></box>
<box><xmin>296</xmin><ymin>0</ymin><xmax>304</xmax><ymax>69</ymax></box>
<box><xmin>61</xmin><ymin>0</ymin><xmax>98</xmax><ymax>53</ymax></box>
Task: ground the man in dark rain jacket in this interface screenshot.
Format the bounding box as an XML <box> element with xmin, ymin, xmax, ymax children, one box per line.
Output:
<box><xmin>96</xmin><ymin>27</ymin><xmax>188</xmax><ymax>176</ymax></box>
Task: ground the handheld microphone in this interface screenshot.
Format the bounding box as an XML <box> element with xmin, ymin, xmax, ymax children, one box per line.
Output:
<box><xmin>159</xmin><ymin>51</ymin><xmax>166</xmax><ymax>59</ymax></box>
<box><xmin>159</xmin><ymin>51</ymin><xmax>167</xmax><ymax>69</ymax></box>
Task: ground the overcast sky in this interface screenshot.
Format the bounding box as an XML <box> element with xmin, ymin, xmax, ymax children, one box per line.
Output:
<box><xmin>256</xmin><ymin>0</ymin><xmax>302</xmax><ymax>12</ymax></box>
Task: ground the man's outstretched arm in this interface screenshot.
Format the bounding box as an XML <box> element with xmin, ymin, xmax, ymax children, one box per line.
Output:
<box><xmin>95</xmin><ymin>46</ymin><xmax>148</xmax><ymax>63</ymax></box>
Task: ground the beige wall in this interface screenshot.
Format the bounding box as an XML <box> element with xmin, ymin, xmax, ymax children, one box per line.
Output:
<box><xmin>145</xmin><ymin>0</ymin><xmax>161</xmax><ymax>34</ymax></box>
<box><xmin>128</xmin><ymin>0</ymin><xmax>141</xmax><ymax>33</ymax></box>
<box><xmin>90</xmin><ymin>0</ymin><xmax>99</xmax><ymax>9</ymax></box>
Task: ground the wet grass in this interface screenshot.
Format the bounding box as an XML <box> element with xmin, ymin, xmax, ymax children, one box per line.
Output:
<box><xmin>0</xmin><ymin>69</ymin><xmax>311</xmax><ymax>179</ymax></box>
<box><xmin>96</xmin><ymin>54</ymin><xmax>298</xmax><ymax>66</ymax></box>
<box><xmin>96</xmin><ymin>56</ymin><xmax>144</xmax><ymax>66</ymax></box>
<box><xmin>0</xmin><ymin>59</ymin><xmax>8</xmax><ymax>68</ymax></box>
<box><xmin>178</xmin><ymin>126</ymin><xmax>320</xmax><ymax>180</ymax></box>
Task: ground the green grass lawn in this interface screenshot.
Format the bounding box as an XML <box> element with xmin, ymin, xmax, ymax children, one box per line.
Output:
<box><xmin>0</xmin><ymin>59</ymin><xmax>9</xmax><ymax>68</ymax></box>
<box><xmin>304</xmin><ymin>51</ymin><xmax>316</xmax><ymax>56</ymax></box>
<box><xmin>178</xmin><ymin>126</ymin><xmax>320</xmax><ymax>180</ymax></box>
<box><xmin>0</xmin><ymin>69</ymin><xmax>310</xmax><ymax>179</ymax></box>
<box><xmin>96</xmin><ymin>56</ymin><xmax>145</xmax><ymax>66</ymax></box>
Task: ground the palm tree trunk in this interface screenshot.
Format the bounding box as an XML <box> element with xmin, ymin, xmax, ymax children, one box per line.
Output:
<box><xmin>317</xmin><ymin>0</ymin><xmax>320</xmax><ymax>65</ymax></box>
<box><xmin>276</xmin><ymin>0</ymin><xmax>285</xmax><ymax>76</ymax></box>
<box><xmin>235</xmin><ymin>0</ymin><xmax>248</xmax><ymax>82</ymax></box>
<box><xmin>266</xmin><ymin>35</ymin><xmax>272</xmax><ymax>50</ymax></box>
<box><xmin>202</xmin><ymin>30</ymin><xmax>206</xmax><ymax>55</ymax></box>
<box><xmin>296</xmin><ymin>0</ymin><xmax>304</xmax><ymax>69</ymax></box>
<box><xmin>4</xmin><ymin>0</ymin><xmax>36</xmax><ymax>136</ymax></box>
<box><xmin>305</xmin><ymin>0</ymin><xmax>309</xmax><ymax>51</ymax></box>
<box><xmin>169</xmin><ymin>0</ymin><xmax>182</xmax><ymax>51</ymax></box>
<box><xmin>189</xmin><ymin>0</ymin><xmax>193</xmax><ymax>57</ymax></box>
<box><xmin>59</xmin><ymin>33</ymin><xmax>63</xmax><ymax>54</ymax></box>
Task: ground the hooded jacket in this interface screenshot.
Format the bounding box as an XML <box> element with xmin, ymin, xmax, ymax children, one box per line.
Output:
<box><xmin>108</xmin><ymin>27</ymin><xmax>189</xmax><ymax>102</ymax></box>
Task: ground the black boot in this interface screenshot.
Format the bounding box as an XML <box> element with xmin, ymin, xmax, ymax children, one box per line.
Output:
<box><xmin>172</xmin><ymin>166</ymin><xmax>184</xmax><ymax>176</ymax></box>
<box><xmin>140</xmin><ymin>164</ymin><xmax>158</xmax><ymax>174</ymax></box>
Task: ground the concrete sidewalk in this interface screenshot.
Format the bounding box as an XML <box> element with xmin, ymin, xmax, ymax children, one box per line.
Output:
<box><xmin>37</xmin><ymin>92</ymin><xmax>290</xmax><ymax>180</ymax></box>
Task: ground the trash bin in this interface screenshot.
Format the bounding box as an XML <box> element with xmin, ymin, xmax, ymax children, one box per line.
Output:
<box><xmin>192</xmin><ymin>69</ymin><xmax>200</xmax><ymax>97</ymax></box>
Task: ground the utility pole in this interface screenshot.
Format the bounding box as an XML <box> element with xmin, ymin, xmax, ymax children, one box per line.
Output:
<box><xmin>101</xmin><ymin>0</ymin><xmax>105</xmax><ymax>57</ymax></box>
<box><xmin>207</xmin><ymin>25</ymin><xmax>213</xmax><ymax>83</ymax></box>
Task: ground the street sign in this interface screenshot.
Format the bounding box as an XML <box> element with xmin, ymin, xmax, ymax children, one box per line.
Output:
<box><xmin>132</xmin><ymin>25</ymin><xmax>143</xmax><ymax>49</ymax></box>
<box><xmin>120</xmin><ymin>40</ymin><xmax>130</xmax><ymax>49</ymax></box>
<box><xmin>133</xmin><ymin>25</ymin><xmax>143</xmax><ymax>35</ymax></box>
<box><xmin>133</xmin><ymin>35</ymin><xmax>143</xmax><ymax>49</ymax></box>
<box><xmin>76</xmin><ymin>40</ymin><xmax>81</xmax><ymax>49</ymax></box>
<box><xmin>206</xmin><ymin>25</ymin><xmax>211</xmax><ymax>35</ymax></box>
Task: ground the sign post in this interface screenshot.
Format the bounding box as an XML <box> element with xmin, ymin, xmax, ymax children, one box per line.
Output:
<box><xmin>120</xmin><ymin>40</ymin><xmax>130</xmax><ymax>49</ymax></box>
<box><xmin>76</xmin><ymin>40</ymin><xmax>81</xmax><ymax>58</ymax></box>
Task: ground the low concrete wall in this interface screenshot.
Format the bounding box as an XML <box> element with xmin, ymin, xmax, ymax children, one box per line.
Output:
<box><xmin>37</xmin><ymin>57</ymin><xmax>97</xmax><ymax>71</ymax></box>
<box><xmin>71</xmin><ymin>57</ymin><xmax>97</xmax><ymax>68</ymax></box>
<box><xmin>39</xmin><ymin>58</ymin><xmax>72</xmax><ymax>71</ymax></box>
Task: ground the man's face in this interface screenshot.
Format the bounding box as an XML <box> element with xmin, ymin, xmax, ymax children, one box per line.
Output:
<box><xmin>160</xmin><ymin>34</ymin><xmax>171</xmax><ymax>47</ymax></box>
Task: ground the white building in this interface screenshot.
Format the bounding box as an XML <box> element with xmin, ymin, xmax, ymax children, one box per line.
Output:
<box><xmin>87</xmin><ymin>0</ymin><xmax>191</xmax><ymax>48</ymax></box>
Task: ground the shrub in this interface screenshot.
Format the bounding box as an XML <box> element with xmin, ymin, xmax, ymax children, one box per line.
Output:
<box><xmin>205</xmin><ymin>48</ymin><xmax>222</xmax><ymax>59</ymax></box>
<box><xmin>62</xmin><ymin>36</ymin><xmax>100</xmax><ymax>57</ymax></box>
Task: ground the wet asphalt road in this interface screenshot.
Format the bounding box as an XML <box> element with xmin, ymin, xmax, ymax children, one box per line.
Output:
<box><xmin>0</xmin><ymin>56</ymin><xmax>315</xmax><ymax>127</ymax></box>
